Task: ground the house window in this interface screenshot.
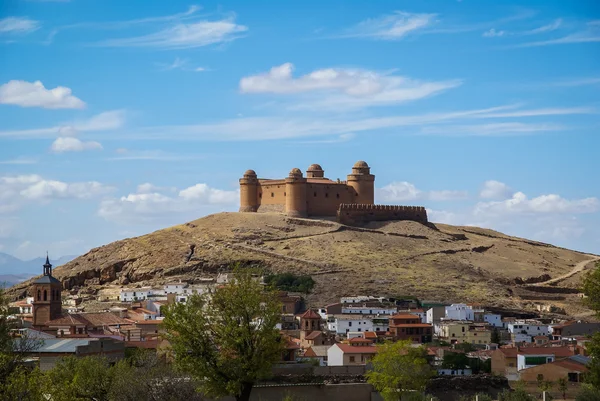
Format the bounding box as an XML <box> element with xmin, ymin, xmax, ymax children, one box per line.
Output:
<box><xmin>358</xmin><ymin>328</ymin><xmax>361</xmax><ymax>332</ymax></box>
<box><xmin>349</xmin><ymin>356</ymin><xmax>355</xmax><ymax>363</ymax></box>
<box><xmin>314</xmin><ymin>192</ymin><xmax>317</xmax><ymax>197</ymax></box>
<box><xmin>568</xmin><ymin>373</ymin><xmax>579</xmax><ymax>382</ymax></box>
<box><xmin>43</xmin><ymin>290</ymin><xmax>47</xmax><ymax>301</ymax></box>
<box><xmin>37</xmin><ymin>290</ymin><xmax>41</xmax><ymax>300</ymax></box>
<box><xmin>336</xmin><ymin>194</ymin><xmax>340</xmax><ymax>198</ymax></box>
<box><xmin>325</xmin><ymin>193</ymin><xmax>328</xmax><ymax>198</ymax></box>
<box><xmin>348</xmin><ymin>322</ymin><xmax>352</xmax><ymax>327</ymax></box>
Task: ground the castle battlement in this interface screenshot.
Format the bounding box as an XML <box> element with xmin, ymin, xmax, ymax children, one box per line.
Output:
<box><xmin>239</xmin><ymin>161</ymin><xmax>427</xmax><ymax>226</ymax></box>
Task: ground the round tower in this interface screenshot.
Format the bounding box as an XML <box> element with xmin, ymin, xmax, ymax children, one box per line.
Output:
<box><xmin>306</xmin><ymin>163</ymin><xmax>324</xmax><ymax>179</ymax></box>
<box><xmin>347</xmin><ymin>160</ymin><xmax>375</xmax><ymax>204</ymax></box>
<box><xmin>285</xmin><ymin>168</ymin><xmax>307</xmax><ymax>217</ymax></box>
<box><xmin>239</xmin><ymin>169</ymin><xmax>259</xmax><ymax>212</ymax></box>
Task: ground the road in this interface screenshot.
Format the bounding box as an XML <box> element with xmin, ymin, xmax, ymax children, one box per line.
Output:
<box><xmin>532</xmin><ymin>255</ymin><xmax>600</xmax><ymax>286</ymax></box>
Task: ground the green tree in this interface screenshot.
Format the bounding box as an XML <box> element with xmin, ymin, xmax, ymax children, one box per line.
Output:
<box><xmin>491</xmin><ymin>327</ymin><xmax>501</xmax><ymax>344</ymax></box>
<box><xmin>162</xmin><ymin>267</ymin><xmax>283</xmax><ymax>401</ymax></box>
<box><xmin>582</xmin><ymin>261</ymin><xmax>600</xmax><ymax>389</ymax></box>
<box><xmin>441</xmin><ymin>351</ymin><xmax>469</xmax><ymax>370</ymax></box>
<box><xmin>366</xmin><ymin>340</ymin><xmax>434</xmax><ymax>401</ymax></box>
<box><xmin>454</xmin><ymin>342</ymin><xmax>476</xmax><ymax>353</ymax></box>
<box><xmin>43</xmin><ymin>356</ymin><xmax>115</xmax><ymax>401</ymax></box>
<box><xmin>1</xmin><ymin>366</ymin><xmax>45</xmax><ymax>401</ymax></box>
<box><xmin>108</xmin><ymin>350</ymin><xmax>204</xmax><ymax>401</ymax></box>
<box><xmin>576</xmin><ymin>384</ymin><xmax>600</xmax><ymax>401</ymax></box>
<box><xmin>557</xmin><ymin>377</ymin><xmax>567</xmax><ymax>399</ymax></box>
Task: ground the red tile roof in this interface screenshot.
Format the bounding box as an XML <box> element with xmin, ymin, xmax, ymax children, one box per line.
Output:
<box><xmin>390</xmin><ymin>323</ymin><xmax>433</xmax><ymax>328</ymax></box>
<box><xmin>349</xmin><ymin>337</ymin><xmax>373</xmax><ymax>344</ymax></box>
<box><xmin>364</xmin><ymin>332</ymin><xmax>378</xmax><ymax>339</ymax></box>
<box><xmin>499</xmin><ymin>346</ymin><xmax>575</xmax><ymax>358</ymax></box>
<box><xmin>300</xmin><ymin>309</ymin><xmax>321</xmax><ymax>319</ymax></box>
<box><xmin>390</xmin><ymin>313</ymin><xmax>421</xmax><ymax>319</ymax></box>
<box><xmin>335</xmin><ymin>343</ymin><xmax>378</xmax><ymax>354</ymax></box>
<box><xmin>305</xmin><ymin>331</ymin><xmax>322</xmax><ymax>340</ymax></box>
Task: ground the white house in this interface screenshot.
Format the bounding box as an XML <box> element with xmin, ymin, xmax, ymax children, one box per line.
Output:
<box><xmin>340</xmin><ymin>296</ymin><xmax>385</xmax><ymax>304</ymax></box>
<box><xmin>120</xmin><ymin>287</ymin><xmax>153</xmax><ymax>302</ymax></box>
<box><xmin>165</xmin><ymin>282</ymin><xmax>189</xmax><ymax>294</ymax></box>
<box><xmin>445</xmin><ymin>304</ymin><xmax>475</xmax><ymax>321</ymax></box>
<box><xmin>327</xmin><ymin>343</ymin><xmax>378</xmax><ymax>366</ymax></box>
<box><xmin>507</xmin><ymin>320</ymin><xmax>550</xmax><ymax>337</ymax></box>
<box><xmin>341</xmin><ymin>305</ymin><xmax>397</xmax><ymax>315</ymax></box>
<box><xmin>484</xmin><ymin>313</ymin><xmax>502</xmax><ymax>327</ymax></box>
<box><xmin>327</xmin><ymin>315</ymin><xmax>376</xmax><ymax>335</ymax></box>
<box><xmin>517</xmin><ymin>353</ymin><xmax>555</xmax><ymax>371</ymax></box>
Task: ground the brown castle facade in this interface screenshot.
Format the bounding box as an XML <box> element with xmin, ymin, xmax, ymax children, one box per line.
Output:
<box><xmin>239</xmin><ymin>161</ymin><xmax>428</xmax><ymax>225</ymax></box>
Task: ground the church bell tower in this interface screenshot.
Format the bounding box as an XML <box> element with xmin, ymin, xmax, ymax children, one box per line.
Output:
<box><xmin>31</xmin><ymin>254</ymin><xmax>63</xmax><ymax>328</ymax></box>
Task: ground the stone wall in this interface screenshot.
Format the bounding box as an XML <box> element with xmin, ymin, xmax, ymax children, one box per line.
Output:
<box><xmin>337</xmin><ymin>204</ymin><xmax>428</xmax><ymax>226</ymax></box>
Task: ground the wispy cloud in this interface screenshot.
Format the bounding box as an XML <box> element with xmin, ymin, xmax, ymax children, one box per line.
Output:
<box><xmin>512</xmin><ymin>20</ymin><xmax>600</xmax><ymax>47</ymax></box>
<box><xmin>419</xmin><ymin>122</ymin><xmax>564</xmax><ymax>136</ymax></box>
<box><xmin>156</xmin><ymin>57</ymin><xmax>208</xmax><ymax>72</ymax></box>
<box><xmin>107</xmin><ymin>149</ymin><xmax>200</xmax><ymax>161</ymax></box>
<box><xmin>377</xmin><ymin>181</ymin><xmax>468</xmax><ymax>202</ymax></box>
<box><xmin>97</xmin><ymin>16</ymin><xmax>247</xmax><ymax>49</ymax></box>
<box><xmin>240</xmin><ymin>63</ymin><xmax>461</xmax><ymax>111</ymax></box>
<box><xmin>339</xmin><ymin>11</ymin><xmax>437</xmax><ymax>40</ymax></box>
<box><xmin>0</xmin><ymin>110</ymin><xmax>126</xmax><ymax>138</ymax></box>
<box><xmin>0</xmin><ymin>17</ymin><xmax>40</xmax><ymax>34</ymax></box>
<box><xmin>483</xmin><ymin>29</ymin><xmax>506</xmax><ymax>37</ymax></box>
<box><xmin>523</xmin><ymin>19</ymin><xmax>562</xmax><ymax>35</ymax></box>
<box><xmin>552</xmin><ymin>77</ymin><xmax>600</xmax><ymax>87</ymax></box>
<box><xmin>50</xmin><ymin>137</ymin><xmax>103</xmax><ymax>153</ymax></box>
<box><xmin>0</xmin><ymin>158</ymin><xmax>37</xmax><ymax>165</ymax></box>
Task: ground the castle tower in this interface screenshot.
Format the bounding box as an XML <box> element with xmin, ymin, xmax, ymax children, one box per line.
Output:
<box><xmin>306</xmin><ymin>164</ymin><xmax>324</xmax><ymax>179</ymax></box>
<box><xmin>239</xmin><ymin>169</ymin><xmax>259</xmax><ymax>212</ymax></box>
<box><xmin>285</xmin><ymin>168</ymin><xmax>307</xmax><ymax>218</ymax></box>
<box><xmin>31</xmin><ymin>255</ymin><xmax>62</xmax><ymax>328</ymax></box>
<box><xmin>347</xmin><ymin>160</ymin><xmax>375</xmax><ymax>204</ymax></box>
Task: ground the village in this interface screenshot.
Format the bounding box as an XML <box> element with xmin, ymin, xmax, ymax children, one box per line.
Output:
<box><xmin>7</xmin><ymin>257</ymin><xmax>598</xmax><ymax>397</ymax></box>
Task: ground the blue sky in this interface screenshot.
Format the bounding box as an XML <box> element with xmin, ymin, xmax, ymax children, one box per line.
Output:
<box><xmin>0</xmin><ymin>0</ymin><xmax>599</xmax><ymax>260</ymax></box>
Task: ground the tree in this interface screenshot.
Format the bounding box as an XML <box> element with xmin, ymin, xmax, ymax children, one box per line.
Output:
<box><xmin>441</xmin><ymin>351</ymin><xmax>469</xmax><ymax>370</ymax></box>
<box><xmin>366</xmin><ymin>340</ymin><xmax>434</xmax><ymax>401</ymax></box>
<box><xmin>582</xmin><ymin>262</ymin><xmax>600</xmax><ymax>389</ymax></box>
<box><xmin>491</xmin><ymin>327</ymin><xmax>501</xmax><ymax>344</ymax></box>
<box><xmin>108</xmin><ymin>350</ymin><xmax>204</xmax><ymax>401</ymax></box>
<box><xmin>162</xmin><ymin>267</ymin><xmax>283</xmax><ymax>401</ymax></box>
<box><xmin>557</xmin><ymin>377</ymin><xmax>567</xmax><ymax>399</ymax></box>
<box><xmin>576</xmin><ymin>384</ymin><xmax>600</xmax><ymax>401</ymax></box>
<box><xmin>43</xmin><ymin>356</ymin><xmax>115</xmax><ymax>401</ymax></box>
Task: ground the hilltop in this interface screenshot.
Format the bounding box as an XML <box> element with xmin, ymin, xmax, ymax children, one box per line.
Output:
<box><xmin>8</xmin><ymin>212</ymin><xmax>599</xmax><ymax>318</ymax></box>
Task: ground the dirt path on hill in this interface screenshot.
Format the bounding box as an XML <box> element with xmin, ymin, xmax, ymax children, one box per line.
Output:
<box><xmin>532</xmin><ymin>255</ymin><xmax>600</xmax><ymax>286</ymax></box>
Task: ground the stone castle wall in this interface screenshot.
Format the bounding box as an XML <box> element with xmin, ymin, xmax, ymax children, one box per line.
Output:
<box><xmin>337</xmin><ymin>204</ymin><xmax>428</xmax><ymax>226</ymax></box>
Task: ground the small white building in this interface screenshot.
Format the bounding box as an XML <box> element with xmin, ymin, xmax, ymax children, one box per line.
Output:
<box><xmin>484</xmin><ymin>313</ymin><xmax>502</xmax><ymax>327</ymax></box>
<box><xmin>517</xmin><ymin>353</ymin><xmax>555</xmax><ymax>371</ymax></box>
<box><xmin>341</xmin><ymin>305</ymin><xmax>397</xmax><ymax>315</ymax></box>
<box><xmin>340</xmin><ymin>296</ymin><xmax>385</xmax><ymax>304</ymax></box>
<box><xmin>445</xmin><ymin>304</ymin><xmax>475</xmax><ymax>321</ymax></box>
<box><xmin>327</xmin><ymin>315</ymin><xmax>376</xmax><ymax>335</ymax></box>
<box><xmin>507</xmin><ymin>320</ymin><xmax>550</xmax><ymax>337</ymax></box>
<box><xmin>165</xmin><ymin>282</ymin><xmax>189</xmax><ymax>294</ymax></box>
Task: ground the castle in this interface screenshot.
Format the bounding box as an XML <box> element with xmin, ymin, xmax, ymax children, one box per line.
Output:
<box><xmin>239</xmin><ymin>161</ymin><xmax>428</xmax><ymax>225</ymax></box>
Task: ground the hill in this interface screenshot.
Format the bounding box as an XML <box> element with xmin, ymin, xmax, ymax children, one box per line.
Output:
<box><xmin>7</xmin><ymin>213</ymin><xmax>599</xmax><ymax>317</ymax></box>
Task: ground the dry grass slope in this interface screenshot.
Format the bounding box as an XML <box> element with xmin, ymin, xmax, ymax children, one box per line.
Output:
<box><xmin>8</xmin><ymin>212</ymin><xmax>599</xmax><ymax>317</ymax></box>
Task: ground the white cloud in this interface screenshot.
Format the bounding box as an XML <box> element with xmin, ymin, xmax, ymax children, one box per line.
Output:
<box><xmin>98</xmin><ymin>17</ymin><xmax>247</xmax><ymax>49</ymax></box>
<box><xmin>524</xmin><ymin>19</ymin><xmax>562</xmax><ymax>35</ymax></box>
<box><xmin>0</xmin><ymin>174</ymin><xmax>114</xmax><ymax>213</ymax></box>
<box><xmin>480</xmin><ymin>180</ymin><xmax>512</xmax><ymax>199</ymax></box>
<box><xmin>239</xmin><ymin>63</ymin><xmax>461</xmax><ymax>110</ymax></box>
<box><xmin>50</xmin><ymin>137</ymin><xmax>103</xmax><ymax>153</ymax></box>
<box><xmin>515</xmin><ymin>21</ymin><xmax>600</xmax><ymax>47</ymax></box>
<box><xmin>0</xmin><ymin>109</ymin><xmax>126</xmax><ymax>138</ymax></box>
<box><xmin>419</xmin><ymin>122</ymin><xmax>564</xmax><ymax>136</ymax></box>
<box><xmin>98</xmin><ymin>183</ymin><xmax>238</xmax><ymax>224</ymax></box>
<box><xmin>483</xmin><ymin>28</ymin><xmax>505</xmax><ymax>37</ymax></box>
<box><xmin>0</xmin><ymin>17</ymin><xmax>40</xmax><ymax>34</ymax></box>
<box><xmin>474</xmin><ymin>192</ymin><xmax>600</xmax><ymax>216</ymax></box>
<box><xmin>377</xmin><ymin>181</ymin><xmax>467</xmax><ymax>202</ymax></box>
<box><xmin>0</xmin><ymin>157</ymin><xmax>37</xmax><ymax>165</ymax></box>
<box><xmin>343</xmin><ymin>11</ymin><xmax>437</xmax><ymax>40</ymax></box>
<box><xmin>0</xmin><ymin>80</ymin><xmax>85</xmax><ymax>109</ymax></box>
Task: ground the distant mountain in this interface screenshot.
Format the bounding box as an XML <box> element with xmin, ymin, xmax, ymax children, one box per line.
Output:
<box><xmin>0</xmin><ymin>252</ymin><xmax>78</xmax><ymax>276</ymax></box>
<box><xmin>0</xmin><ymin>273</ymin><xmax>36</xmax><ymax>288</ymax></box>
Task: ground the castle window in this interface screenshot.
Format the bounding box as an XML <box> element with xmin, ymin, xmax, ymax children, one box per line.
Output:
<box><xmin>314</xmin><ymin>192</ymin><xmax>317</xmax><ymax>197</ymax></box>
<box><xmin>259</xmin><ymin>193</ymin><xmax>262</xmax><ymax>198</ymax></box>
<box><xmin>271</xmin><ymin>192</ymin><xmax>274</xmax><ymax>197</ymax></box>
<box><xmin>336</xmin><ymin>194</ymin><xmax>340</xmax><ymax>199</ymax></box>
<box><xmin>43</xmin><ymin>290</ymin><xmax>47</xmax><ymax>301</ymax></box>
<box><xmin>325</xmin><ymin>193</ymin><xmax>328</xmax><ymax>198</ymax></box>
<box><xmin>37</xmin><ymin>290</ymin><xmax>41</xmax><ymax>300</ymax></box>
<box><xmin>284</xmin><ymin>192</ymin><xmax>286</xmax><ymax>196</ymax></box>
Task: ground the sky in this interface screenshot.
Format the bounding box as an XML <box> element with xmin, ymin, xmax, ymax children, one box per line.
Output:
<box><xmin>0</xmin><ymin>0</ymin><xmax>599</xmax><ymax>261</ymax></box>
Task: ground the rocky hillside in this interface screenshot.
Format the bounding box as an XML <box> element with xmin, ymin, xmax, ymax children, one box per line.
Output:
<box><xmin>8</xmin><ymin>212</ymin><xmax>599</xmax><ymax>317</ymax></box>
